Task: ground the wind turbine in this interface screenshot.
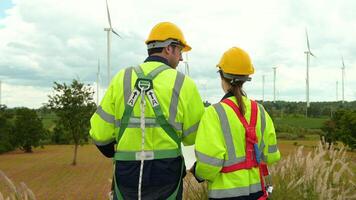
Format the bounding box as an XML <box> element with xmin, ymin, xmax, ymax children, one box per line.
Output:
<box><xmin>96</xmin><ymin>59</ymin><xmax>101</xmax><ymax>105</ymax></box>
<box><xmin>184</xmin><ymin>53</ymin><xmax>190</xmax><ymax>76</ymax></box>
<box><xmin>104</xmin><ymin>0</ymin><xmax>121</xmax><ymax>87</ymax></box>
<box><xmin>272</xmin><ymin>67</ymin><xmax>277</xmax><ymax>103</ymax></box>
<box><xmin>304</xmin><ymin>29</ymin><xmax>315</xmax><ymax>117</ymax></box>
<box><xmin>341</xmin><ymin>56</ymin><xmax>346</xmax><ymax>103</ymax></box>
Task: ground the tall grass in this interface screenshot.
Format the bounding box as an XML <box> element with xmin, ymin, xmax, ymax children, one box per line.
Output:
<box><xmin>0</xmin><ymin>170</ymin><xmax>36</xmax><ymax>200</ymax></box>
<box><xmin>270</xmin><ymin>142</ymin><xmax>355</xmax><ymax>200</ymax></box>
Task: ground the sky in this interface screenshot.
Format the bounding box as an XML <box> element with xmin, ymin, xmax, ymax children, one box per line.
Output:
<box><xmin>0</xmin><ymin>0</ymin><xmax>355</xmax><ymax>108</ymax></box>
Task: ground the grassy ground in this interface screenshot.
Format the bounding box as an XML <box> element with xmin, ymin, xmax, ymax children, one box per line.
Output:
<box><xmin>0</xmin><ymin>141</ymin><xmax>355</xmax><ymax>200</ymax></box>
<box><xmin>274</xmin><ymin>117</ymin><xmax>328</xmax><ymax>129</ymax></box>
<box><xmin>0</xmin><ymin>145</ymin><xmax>113</xmax><ymax>200</ymax></box>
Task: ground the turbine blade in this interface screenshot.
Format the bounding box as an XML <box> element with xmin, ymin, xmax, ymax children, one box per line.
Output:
<box><xmin>342</xmin><ymin>56</ymin><xmax>345</xmax><ymax>69</ymax></box>
<box><xmin>106</xmin><ymin>0</ymin><xmax>112</xmax><ymax>28</ymax></box>
<box><xmin>310</xmin><ymin>52</ymin><xmax>316</xmax><ymax>58</ymax></box>
<box><xmin>112</xmin><ymin>29</ymin><xmax>122</xmax><ymax>38</ymax></box>
<box><xmin>306</xmin><ymin>29</ymin><xmax>311</xmax><ymax>52</ymax></box>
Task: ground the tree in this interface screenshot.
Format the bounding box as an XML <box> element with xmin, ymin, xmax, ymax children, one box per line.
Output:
<box><xmin>0</xmin><ymin>105</ymin><xmax>15</xmax><ymax>153</ymax></box>
<box><xmin>334</xmin><ymin>110</ymin><xmax>356</xmax><ymax>150</ymax></box>
<box><xmin>13</xmin><ymin>108</ymin><xmax>45</xmax><ymax>153</ymax></box>
<box><xmin>47</xmin><ymin>79</ymin><xmax>96</xmax><ymax>165</ymax></box>
<box><xmin>321</xmin><ymin>120</ymin><xmax>338</xmax><ymax>148</ymax></box>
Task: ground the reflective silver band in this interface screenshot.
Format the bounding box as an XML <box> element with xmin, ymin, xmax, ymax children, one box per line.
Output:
<box><xmin>124</xmin><ymin>67</ymin><xmax>133</xmax><ymax>104</ymax></box>
<box><xmin>96</xmin><ymin>106</ymin><xmax>115</xmax><ymax>124</ymax></box>
<box><xmin>93</xmin><ymin>138</ymin><xmax>116</xmax><ymax>146</ymax></box>
<box><xmin>183</xmin><ymin>122</ymin><xmax>199</xmax><ymax>137</ymax></box>
<box><xmin>209</xmin><ymin>183</ymin><xmax>262</xmax><ymax>198</ymax></box>
<box><xmin>213</xmin><ymin>103</ymin><xmax>238</xmax><ymax>163</ymax></box>
<box><xmin>195</xmin><ymin>150</ymin><xmax>224</xmax><ymax>167</ymax></box>
<box><xmin>168</xmin><ymin>71</ymin><xmax>185</xmax><ymax>129</ymax></box>
<box><xmin>148</xmin><ymin>65</ymin><xmax>171</xmax><ymax>78</ymax></box>
<box><xmin>115</xmin><ymin>117</ymin><xmax>183</xmax><ymax>131</ymax></box>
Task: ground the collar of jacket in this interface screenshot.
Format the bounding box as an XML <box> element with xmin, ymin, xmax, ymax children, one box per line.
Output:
<box><xmin>144</xmin><ymin>55</ymin><xmax>171</xmax><ymax>67</ymax></box>
<box><xmin>220</xmin><ymin>91</ymin><xmax>234</xmax><ymax>101</ymax></box>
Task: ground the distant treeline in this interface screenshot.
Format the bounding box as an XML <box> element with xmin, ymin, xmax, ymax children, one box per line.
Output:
<box><xmin>258</xmin><ymin>100</ymin><xmax>356</xmax><ymax>118</ymax></box>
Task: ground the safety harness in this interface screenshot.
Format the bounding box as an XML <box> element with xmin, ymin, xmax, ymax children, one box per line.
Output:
<box><xmin>221</xmin><ymin>98</ymin><xmax>272</xmax><ymax>200</ymax></box>
<box><xmin>113</xmin><ymin>65</ymin><xmax>184</xmax><ymax>200</ymax></box>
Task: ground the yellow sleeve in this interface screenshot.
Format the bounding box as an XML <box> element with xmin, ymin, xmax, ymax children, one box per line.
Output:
<box><xmin>89</xmin><ymin>74</ymin><xmax>120</xmax><ymax>145</ymax></box>
<box><xmin>180</xmin><ymin>77</ymin><xmax>205</xmax><ymax>146</ymax></box>
<box><xmin>195</xmin><ymin>106</ymin><xmax>226</xmax><ymax>181</ymax></box>
<box><xmin>263</xmin><ymin>110</ymin><xmax>281</xmax><ymax>164</ymax></box>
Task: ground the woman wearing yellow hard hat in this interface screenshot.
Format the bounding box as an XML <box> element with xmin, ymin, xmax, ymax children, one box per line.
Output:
<box><xmin>192</xmin><ymin>47</ymin><xmax>281</xmax><ymax>199</ymax></box>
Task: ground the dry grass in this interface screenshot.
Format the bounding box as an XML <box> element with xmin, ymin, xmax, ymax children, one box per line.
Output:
<box><xmin>270</xmin><ymin>142</ymin><xmax>356</xmax><ymax>200</ymax></box>
<box><xmin>0</xmin><ymin>170</ymin><xmax>36</xmax><ymax>200</ymax></box>
<box><xmin>0</xmin><ymin>145</ymin><xmax>113</xmax><ymax>200</ymax></box>
<box><xmin>183</xmin><ymin>172</ymin><xmax>208</xmax><ymax>200</ymax></box>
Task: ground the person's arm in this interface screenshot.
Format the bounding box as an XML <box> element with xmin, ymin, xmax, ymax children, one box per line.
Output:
<box><xmin>194</xmin><ymin>106</ymin><xmax>226</xmax><ymax>181</ymax></box>
<box><xmin>262</xmin><ymin>109</ymin><xmax>281</xmax><ymax>164</ymax></box>
<box><xmin>89</xmin><ymin>75</ymin><xmax>118</xmax><ymax>158</ymax></box>
<box><xmin>181</xmin><ymin>77</ymin><xmax>205</xmax><ymax>146</ymax></box>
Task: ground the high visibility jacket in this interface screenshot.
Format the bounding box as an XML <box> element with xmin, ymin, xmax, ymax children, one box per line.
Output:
<box><xmin>90</xmin><ymin>60</ymin><xmax>204</xmax><ymax>151</ymax></box>
<box><xmin>90</xmin><ymin>57</ymin><xmax>205</xmax><ymax>199</ymax></box>
<box><xmin>195</xmin><ymin>94</ymin><xmax>280</xmax><ymax>199</ymax></box>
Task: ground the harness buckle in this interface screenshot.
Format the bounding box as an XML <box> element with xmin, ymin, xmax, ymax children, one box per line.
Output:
<box><xmin>135</xmin><ymin>78</ymin><xmax>153</xmax><ymax>92</ymax></box>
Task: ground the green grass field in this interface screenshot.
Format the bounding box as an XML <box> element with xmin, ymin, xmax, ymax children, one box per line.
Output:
<box><xmin>1</xmin><ymin>141</ymin><xmax>355</xmax><ymax>200</ymax></box>
<box><xmin>274</xmin><ymin>116</ymin><xmax>328</xmax><ymax>129</ymax></box>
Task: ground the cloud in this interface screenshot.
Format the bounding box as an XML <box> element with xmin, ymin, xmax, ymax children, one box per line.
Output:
<box><xmin>0</xmin><ymin>0</ymin><xmax>355</xmax><ymax>108</ymax></box>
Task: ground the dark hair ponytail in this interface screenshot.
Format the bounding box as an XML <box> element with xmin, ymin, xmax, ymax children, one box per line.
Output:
<box><xmin>219</xmin><ymin>71</ymin><xmax>247</xmax><ymax>115</ymax></box>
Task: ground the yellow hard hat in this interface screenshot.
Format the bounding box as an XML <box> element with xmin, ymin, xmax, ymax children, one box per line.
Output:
<box><xmin>145</xmin><ymin>22</ymin><xmax>191</xmax><ymax>52</ymax></box>
<box><xmin>217</xmin><ymin>47</ymin><xmax>254</xmax><ymax>75</ymax></box>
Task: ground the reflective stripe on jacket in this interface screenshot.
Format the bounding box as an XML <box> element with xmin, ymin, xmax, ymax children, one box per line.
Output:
<box><xmin>195</xmin><ymin>95</ymin><xmax>280</xmax><ymax>199</ymax></box>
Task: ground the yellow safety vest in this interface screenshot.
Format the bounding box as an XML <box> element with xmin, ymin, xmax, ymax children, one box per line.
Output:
<box><xmin>195</xmin><ymin>96</ymin><xmax>280</xmax><ymax>199</ymax></box>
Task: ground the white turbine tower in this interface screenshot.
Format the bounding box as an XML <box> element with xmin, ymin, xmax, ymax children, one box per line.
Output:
<box><xmin>262</xmin><ymin>75</ymin><xmax>265</xmax><ymax>103</ymax></box>
<box><xmin>0</xmin><ymin>80</ymin><xmax>2</xmax><ymax>105</ymax></box>
<box><xmin>304</xmin><ymin>29</ymin><xmax>315</xmax><ymax>117</ymax></box>
<box><xmin>272</xmin><ymin>67</ymin><xmax>277</xmax><ymax>103</ymax></box>
<box><xmin>184</xmin><ymin>53</ymin><xmax>190</xmax><ymax>76</ymax></box>
<box><xmin>96</xmin><ymin>59</ymin><xmax>101</xmax><ymax>105</ymax></box>
<box><xmin>341</xmin><ymin>56</ymin><xmax>346</xmax><ymax>103</ymax></box>
<box><xmin>336</xmin><ymin>81</ymin><xmax>339</xmax><ymax>101</ymax></box>
<box><xmin>104</xmin><ymin>0</ymin><xmax>121</xmax><ymax>87</ymax></box>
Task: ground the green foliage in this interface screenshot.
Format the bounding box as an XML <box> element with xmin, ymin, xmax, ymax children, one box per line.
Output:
<box><xmin>332</xmin><ymin>110</ymin><xmax>356</xmax><ymax>150</ymax></box>
<box><xmin>321</xmin><ymin>120</ymin><xmax>338</xmax><ymax>147</ymax></box>
<box><xmin>13</xmin><ymin>107</ymin><xmax>46</xmax><ymax>153</ymax></box>
<box><xmin>260</xmin><ymin>100</ymin><xmax>356</xmax><ymax>118</ymax></box>
<box><xmin>47</xmin><ymin>79</ymin><xmax>96</xmax><ymax>165</ymax></box>
<box><xmin>0</xmin><ymin>105</ymin><xmax>15</xmax><ymax>153</ymax></box>
<box><xmin>275</xmin><ymin>124</ymin><xmax>322</xmax><ymax>140</ymax></box>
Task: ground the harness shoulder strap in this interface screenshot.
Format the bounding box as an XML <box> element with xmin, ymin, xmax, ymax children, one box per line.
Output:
<box><xmin>117</xmin><ymin>64</ymin><xmax>181</xmax><ymax>146</ymax></box>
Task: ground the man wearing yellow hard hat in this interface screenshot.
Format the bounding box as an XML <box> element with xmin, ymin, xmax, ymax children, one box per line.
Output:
<box><xmin>90</xmin><ymin>22</ymin><xmax>204</xmax><ymax>199</ymax></box>
<box><xmin>192</xmin><ymin>47</ymin><xmax>281</xmax><ymax>199</ymax></box>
